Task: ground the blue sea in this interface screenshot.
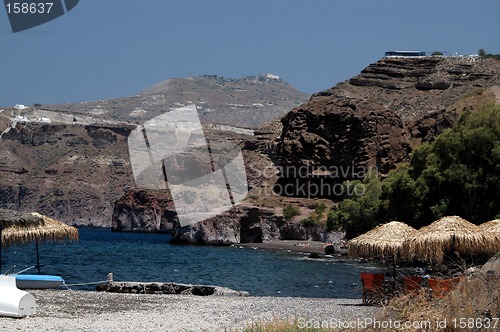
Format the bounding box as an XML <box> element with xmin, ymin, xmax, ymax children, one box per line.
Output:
<box><xmin>1</xmin><ymin>228</ymin><xmax>382</xmax><ymax>298</ymax></box>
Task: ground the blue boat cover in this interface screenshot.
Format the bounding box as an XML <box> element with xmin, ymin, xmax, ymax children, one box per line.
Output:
<box><xmin>15</xmin><ymin>275</ymin><xmax>64</xmax><ymax>282</ymax></box>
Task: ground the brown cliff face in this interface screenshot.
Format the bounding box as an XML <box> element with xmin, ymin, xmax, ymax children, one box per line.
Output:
<box><xmin>278</xmin><ymin>98</ymin><xmax>411</xmax><ymax>174</ymax></box>
<box><xmin>0</xmin><ymin>120</ymin><xmax>135</xmax><ymax>226</ymax></box>
<box><xmin>276</xmin><ymin>99</ymin><xmax>412</xmax><ymax>197</ymax></box>
<box><xmin>277</xmin><ymin>57</ymin><xmax>500</xmax><ymax>194</ymax></box>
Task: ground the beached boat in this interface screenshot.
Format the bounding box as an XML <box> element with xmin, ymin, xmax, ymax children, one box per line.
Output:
<box><xmin>14</xmin><ymin>274</ymin><xmax>64</xmax><ymax>289</ymax></box>
<box><xmin>0</xmin><ymin>275</ymin><xmax>36</xmax><ymax>318</ymax></box>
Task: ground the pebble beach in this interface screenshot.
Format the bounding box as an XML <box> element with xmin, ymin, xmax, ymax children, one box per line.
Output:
<box><xmin>0</xmin><ymin>290</ymin><xmax>380</xmax><ymax>332</ymax></box>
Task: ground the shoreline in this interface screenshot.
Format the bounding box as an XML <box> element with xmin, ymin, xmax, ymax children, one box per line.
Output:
<box><xmin>237</xmin><ymin>240</ymin><xmax>348</xmax><ymax>256</ymax></box>
<box><xmin>0</xmin><ymin>289</ymin><xmax>380</xmax><ymax>331</ymax></box>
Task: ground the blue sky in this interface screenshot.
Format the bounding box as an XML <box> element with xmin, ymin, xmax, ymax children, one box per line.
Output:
<box><xmin>1</xmin><ymin>0</ymin><xmax>499</xmax><ymax>106</ymax></box>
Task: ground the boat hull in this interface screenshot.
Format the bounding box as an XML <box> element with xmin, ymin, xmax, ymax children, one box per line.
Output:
<box><xmin>14</xmin><ymin>275</ymin><xmax>64</xmax><ymax>289</ymax></box>
<box><xmin>0</xmin><ymin>276</ymin><xmax>37</xmax><ymax>317</ymax></box>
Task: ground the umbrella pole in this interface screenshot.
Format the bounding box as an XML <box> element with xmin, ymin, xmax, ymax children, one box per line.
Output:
<box><xmin>36</xmin><ymin>239</ymin><xmax>41</xmax><ymax>275</ymax></box>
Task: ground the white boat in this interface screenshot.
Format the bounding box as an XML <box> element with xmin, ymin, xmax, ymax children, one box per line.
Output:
<box><xmin>0</xmin><ymin>275</ymin><xmax>36</xmax><ymax>318</ymax></box>
<box><xmin>14</xmin><ymin>274</ymin><xmax>64</xmax><ymax>289</ymax></box>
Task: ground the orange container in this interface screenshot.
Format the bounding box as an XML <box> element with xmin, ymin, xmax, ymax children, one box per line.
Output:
<box><xmin>428</xmin><ymin>278</ymin><xmax>453</xmax><ymax>298</ymax></box>
<box><xmin>403</xmin><ymin>276</ymin><xmax>422</xmax><ymax>293</ymax></box>
<box><xmin>360</xmin><ymin>273</ymin><xmax>385</xmax><ymax>289</ymax></box>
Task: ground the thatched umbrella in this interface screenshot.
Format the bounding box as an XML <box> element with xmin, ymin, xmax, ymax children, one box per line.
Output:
<box><xmin>1</xmin><ymin>212</ymin><xmax>78</xmax><ymax>274</ymax></box>
<box><xmin>479</xmin><ymin>219</ymin><xmax>500</xmax><ymax>251</ymax></box>
<box><xmin>479</xmin><ymin>219</ymin><xmax>500</xmax><ymax>233</ymax></box>
<box><xmin>402</xmin><ymin>216</ymin><xmax>498</xmax><ymax>264</ymax></box>
<box><xmin>349</xmin><ymin>221</ymin><xmax>417</xmax><ymax>275</ymax></box>
<box><xmin>0</xmin><ymin>209</ymin><xmax>44</xmax><ymax>273</ymax></box>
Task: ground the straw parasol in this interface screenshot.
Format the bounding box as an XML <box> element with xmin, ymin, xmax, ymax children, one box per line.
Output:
<box><xmin>0</xmin><ymin>209</ymin><xmax>45</xmax><ymax>273</ymax></box>
<box><xmin>402</xmin><ymin>216</ymin><xmax>498</xmax><ymax>264</ymax></box>
<box><xmin>479</xmin><ymin>219</ymin><xmax>500</xmax><ymax>251</ymax></box>
<box><xmin>2</xmin><ymin>212</ymin><xmax>78</xmax><ymax>246</ymax></box>
<box><xmin>1</xmin><ymin>212</ymin><xmax>78</xmax><ymax>274</ymax></box>
<box><xmin>349</xmin><ymin>221</ymin><xmax>417</xmax><ymax>275</ymax></box>
<box><xmin>479</xmin><ymin>219</ymin><xmax>500</xmax><ymax>233</ymax></box>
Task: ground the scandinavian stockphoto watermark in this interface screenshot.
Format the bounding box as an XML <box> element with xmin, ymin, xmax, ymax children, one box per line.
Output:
<box><xmin>128</xmin><ymin>105</ymin><xmax>248</xmax><ymax>227</ymax></box>
<box><xmin>3</xmin><ymin>0</ymin><xmax>79</xmax><ymax>33</ymax></box>
<box><xmin>297</xmin><ymin>317</ymin><xmax>499</xmax><ymax>330</ymax></box>
<box><xmin>297</xmin><ymin>317</ymin><xmax>433</xmax><ymax>330</ymax></box>
<box><xmin>247</xmin><ymin>161</ymin><xmax>378</xmax><ymax>199</ymax></box>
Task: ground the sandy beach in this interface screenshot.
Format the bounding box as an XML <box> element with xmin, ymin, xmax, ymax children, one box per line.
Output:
<box><xmin>0</xmin><ymin>290</ymin><xmax>380</xmax><ymax>332</ymax></box>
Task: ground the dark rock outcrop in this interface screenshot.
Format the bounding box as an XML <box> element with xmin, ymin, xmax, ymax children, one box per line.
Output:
<box><xmin>97</xmin><ymin>281</ymin><xmax>246</xmax><ymax>296</ymax></box>
<box><xmin>111</xmin><ymin>189</ymin><xmax>176</xmax><ymax>233</ymax></box>
<box><xmin>111</xmin><ymin>190</ymin><xmax>334</xmax><ymax>245</ymax></box>
<box><xmin>169</xmin><ymin>204</ymin><xmax>293</xmax><ymax>245</ymax></box>
<box><xmin>278</xmin><ymin>98</ymin><xmax>411</xmax><ymax>181</ymax></box>
<box><xmin>276</xmin><ymin>57</ymin><xmax>500</xmax><ymax>195</ymax></box>
<box><xmin>169</xmin><ymin>203</ymin><xmax>338</xmax><ymax>245</ymax></box>
<box><xmin>410</xmin><ymin>108</ymin><xmax>460</xmax><ymax>143</ymax></box>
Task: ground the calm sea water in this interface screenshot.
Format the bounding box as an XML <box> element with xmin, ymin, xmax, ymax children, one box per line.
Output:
<box><xmin>1</xmin><ymin>228</ymin><xmax>381</xmax><ymax>298</ymax></box>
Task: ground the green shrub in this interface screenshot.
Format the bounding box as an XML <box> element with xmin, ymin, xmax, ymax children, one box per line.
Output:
<box><xmin>283</xmin><ymin>203</ymin><xmax>300</xmax><ymax>221</ymax></box>
<box><xmin>326</xmin><ymin>174</ymin><xmax>382</xmax><ymax>238</ymax></box>
<box><xmin>301</xmin><ymin>203</ymin><xmax>328</xmax><ymax>227</ymax></box>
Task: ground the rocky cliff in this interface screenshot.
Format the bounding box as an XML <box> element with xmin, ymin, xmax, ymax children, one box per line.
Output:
<box><xmin>277</xmin><ymin>56</ymin><xmax>500</xmax><ymax>194</ymax></box>
<box><xmin>0</xmin><ymin>75</ymin><xmax>307</xmax><ymax>227</ymax></box>
<box><xmin>0</xmin><ymin>115</ymin><xmax>135</xmax><ymax>226</ymax></box>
